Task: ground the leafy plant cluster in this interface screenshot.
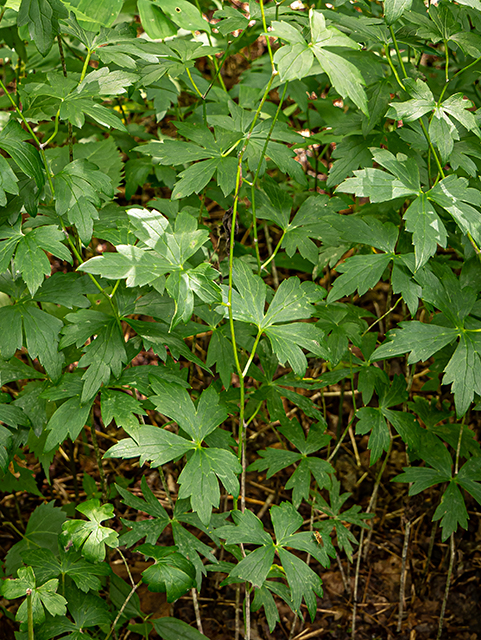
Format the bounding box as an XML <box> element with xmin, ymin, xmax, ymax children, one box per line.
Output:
<box><xmin>1</xmin><ymin>0</ymin><xmax>481</xmax><ymax>637</ymax></box>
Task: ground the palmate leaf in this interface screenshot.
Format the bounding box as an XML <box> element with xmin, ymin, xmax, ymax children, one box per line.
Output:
<box><xmin>81</xmin><ymin>209</ymin><xmax>218</xmax><ymax>325</ymax></box>
<box><xmin>153</xmin><ymin>617</ymin><xmax>210</xmax><ymax>640</ymax></box>
<box><xmin>178</xmin><ymin>448</ymin><xmax>242</xmax><ymax>525</ymax></box>
<box><xmin>21</xmin><ymin>547</ymin><xmax>110</xmax><ymax>593</ymax></box>
<box><xmin>384</xmin><ymin>0</ymin><xmax>413</xmax><ymax>24</ymax></box>
<box><xmin>60</xmin><ymin>310</ymin><xmax>128</xmax><ymax>403</ymax></box>
<box><xmin>36</xmin><ymin>586</ymin><xmax>111</xmax><ymax>638</ymax></box>
<box><xmin>1</xmin><ymin>566</ymin><xmax>67</xmax><ymax>625</ymax></box>
<box><xmin>232</xmin><ymin>260</ymin><xmax>327</xmax><ymax>375</ymax></box>
<box><xmin>271</xmin><ymin>11</ymin><xmax>368</xmax><ymax>114</ymax></box>
<box><xmin>355</xmin><ymin>375</ymin><xmax>424</xmax><ymax>464</ymax></box>
<box><xmin>54</xmin><ymin>159</ymin><xmax>114</xmax><ymax>244</ymax></box>
<box><xmin>216</xmin><ymin>503</ymin><xmax>327</xmax><ymax>619</ymax></box>
<box><xmin>327</xmin><ymin>252</ymin><xmax>393</xmax><ymax>303</ymax></box>
<box><xmin>0</xmin><ymin>221</ymin><xmax>72</xmax><ymax>296</ymax></box>
<box><xmin>60</xmin><ymin>499</ymin><xmax>119</xmax><ymax>563</ymax></box>
<box><xmin>44</xmin><ymin>394</ymin><xmax>94</xmax><ymax>452</ymax></box>
<box><xmin>0</xmin><ymin>303</ymin><xmax>64</xmax><ymax>381</ymax></box>
<box><xmin>100</xmin><ymin>388</ymin><xmax>146</xmax><ymax>432</ymax></box>
<box><xmin>373</xmin><ymin>267</ymin><xmax>481</xmax><ymax>416</ymax></box>
<box><xmin>150</xmin><ymin>380</ymin><xmax>227</xmax><ymax>443</ymax></box>
<box><xmin>0</xmin><ymin>155</ymin><xmax>19</xmax><ymax>205</ymax></box>
<box><xmin>116</xmin><ymin>476</ymin><xmax>170</xmax><ymax>547</ymax></box>
<box><xmin>248</xmin><ymin>419</ymin><xmax>333</xmax><ymax>507</ymax></box>
<box><xmin>104</xmin><ymin>424</ymin><xmax>195</xmax><ymax>466</ymax></box>
<box><xmin>314</xmin><ymin>477</ymin><xmax>372</xmax><ymax>561</ymax></box>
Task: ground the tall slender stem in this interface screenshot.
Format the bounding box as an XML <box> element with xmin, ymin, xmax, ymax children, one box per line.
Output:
<box><xmin>89</xmin><ymin>410</ymin><xmax>108</xmax><ymax>503</ymax></box>
<box><xmin>26</xmin><ymin>590</ymin><xmax>34</xmax><ymax>640</ymax></box>
<box><xmin>250</xmin><ymin>82</ymin><xmax>288</xmax><ymax>273</ymax></box>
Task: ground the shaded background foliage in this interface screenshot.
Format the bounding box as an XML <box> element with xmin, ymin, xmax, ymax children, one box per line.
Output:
<box><xmin>1</xmin><ymin>0</ymin><xmax>481</xmax><ymax>638</ymax></box>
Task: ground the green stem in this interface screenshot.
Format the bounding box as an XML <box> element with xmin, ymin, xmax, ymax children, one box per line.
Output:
<box><xmin>43</xmin><ymin>109</ymin><xmax>60</xmax><ymax>147</ymax></box>
<box><xmin>260</xmin><ymin>229</ymin><xmax>286</xmax><ymax>271</ymax></box>
<box><xmin>185</xmin><ymin>66</ymin><xmax>204</xmax><ymax>100</ymax></box>
<box><xmin>444</xmin><ymin>39</ymin><xmax>449</xmax><ymax>84</ymax></box>
<box><xmin>251</xmin><ymin>82</ymin><xmax>289</xmax><ymax>273</ymax></box>
<box><xmin>361</xmin><ymin>296</ymin><xmax>402</xmax><ymax>337</ymax></box>
<box><xmin>259</xmin><ymin>0</ymin><xmax>275</xmax><ymax>71</ymax></box>
<box><xmin>438</xmin><ymin>54</ymin><xmax>481</xmax><ymax>103</ymax></box>
<box><xmin>79</xmin><ymin>49</ymin><xmax>92</xmax><ymax>83</ymax></box>
<box><xmin>389</xmin><ymin>25</ymin><xmax>407</xmax><ymax>77</ymax></box>
<box><xmin>227</xmin><ymin>74</ymin><xmax>275</xmax><ymax>493</ymax></box>
<box><xmin>27</xmin><ymin>590</ymin><xmax>34</xmax><ymax>640</ymax></box>
<box><xmin>384</xmin><ymin>46</ymin><xmax>405</xmax><ymax>92</ymax></box>
<box><xmin>202</xmin><ymin>43</ymin><xmax>232</xmax><ymax>100</ymax></box>
<box><xmin>419</xmin><ymin>118</ymin><xmax>445</xmax><ymax>178</ymax></box>
<box><xmin>454</xmin><ymin>414</ymin><xmax>466</xmax><ymax>475</ymax></box>
<box><xmin>89</xmin><ymin>412</ymin><xmax>108</xmax><ymax>503</ymax></box>
<box><xmin>242</xmin><ymin>329</ymin><xmax>263</xmax><ymax>377</ymax></box>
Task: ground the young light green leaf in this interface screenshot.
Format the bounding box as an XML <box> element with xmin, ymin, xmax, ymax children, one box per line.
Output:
<box><xmin>384</xmin><ymin>0</ymin><xmax>413</xmax><ymax>24</ymax></box>
<box><xmin>60</xmin><ymin>499</ymin><xmax>119</xmax><ymax>563</ymax></box>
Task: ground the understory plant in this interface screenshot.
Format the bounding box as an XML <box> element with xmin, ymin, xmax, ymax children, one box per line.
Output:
<box><xmin>1</xmin><ymin>0</ymin><xmax>481</xmax><ymax>638</ymax></box>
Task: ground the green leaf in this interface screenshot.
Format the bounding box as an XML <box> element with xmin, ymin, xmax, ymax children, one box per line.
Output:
<box><xmin>232</xmin><ymin>260</ymin><xmax>267</xmax><ymax>326</ymax></box>
<box><xmin>138</xmin><ymin>544</ymin><xmax>196</xmax><ymax>602</ymax></box>
<box><xmin>60</xmin><ymin>499</ymin><xmax>119</xmax><ymax>563</ymax></box>
<box><xmin>404</xmin><ymin>194</ymin><xmax>447</xmax><ymax>270</ymax></box>
<box><xmin>312</xmin><ymin>48</ymin><xmax>368</xmax><ymax>115</ymax></box>
<box><xmin>138</xmin><ymin>0</ymin><xmax>177</xmax><ymax>39</ymax></box>
<box><xmin>0</xmin><ymin>155</ymin><xmax>19</xmax><ymax>206</ymax></box>
<box><xmin>387</xmin><ymin>78</ymin><xmax>435</xmax><ymax>121</ymax></box>
<box><xmin>61</xmin><ymin>0</ymin><xmax>123</xmax><ymax>27</ymax></box>
<box><xmin>213</xmin><ymin>7</ymin><xmax>249</xmax><ymax>36</ymax></box>
<box><xmin>274</xmin><ymin>44</ymin><xmax>313</xmax><ymax>82</ymax></box>
<box><xmin>5</xmin><ymin>502</ymin><xmax>66</xmax><ymax>576</ymax></box>
<box><xmin>373</xmin><ymin>322</ymin><xmax>459</xmax><ymax>363</ymax></box>
<box><xmin>384</xmin><ymin>0</ymin><xmax>413</xmax><ymax>24</ymax></box>
<box><xmin>277</xmin><ymin>547</ymin><xmax>323</xmax><ymax>620</ymax></box>
<box><xmin>157</xmin><ymin>0</ymin><xmax>208</xmax><ymax>31</ymax></box>
<box><xmin>22</xmin><ymin>547</ymin><xmax>110</xmax><ymax>593</ymax></box>
<box><xmin>61</xmin><ymin>310</ymin><xmax>128</xmax><ymax>402</ymax></box>
<box><xmin>100</xmin><ymin>388</ymin><xmax>146</xmax><ymax>432</ymax></box>
<box><xmin>117</xmin><ymin>476</ymin><xmax>170</xmax><ymax>547</ymax></box>
<box><xmin>18</xmin><ymin>0</ymin><xmax>67</xmax><ymax>55</ymax></box>
<box><xmin>153</xmin><ymin>617</ymin><xmax>209</xmax><ymax>640</ymax></box>
<box><xmin>337</xmin><ymin>148</ymin><xmax>420</xmax><ymax>202</ymax></box>
<box><xmin>151</xmin><ymin>381</ymin><xmax>227</xmax><ymax>443</ymax></box>
<box><xmin>45</xmin><ymin>395</ymin><xmax>93</xmax><ymax>452</ymax></box>
<box><xmin>432</xmin><ymin>481</ymin><xmax>468</xmax><ymax>541</ymax></box>
<box><xmin>264</xmin><ymin>323</ymin><xmax>327</xmax><ymax>377</ymax></box>
<box><xmin>172</xmin><ymin>158</ymin><xmax>218</xmax><ymax>200</ymax></box>
<box><xmin>429</xmin><ymin>174</ymin><xmax>481</xmax><ymax>246</ymax></box>
<box><xmin>0</xmin><ymin>120</ymin><xmax>45</xmax><ymax>189</ymax></box>
<box><xmin>178</xmin><ymin>448</ymin><xmax>242</xmax><ymax>524</ymax></box>
<box><xmin>442</xmin><ymin>333</ymin><xmax>481</xmax><ymax>417</ymax></box>
<box><xmin>356</xmin><ymin>407</ymin><xmax>391</xmax><ymax>464</ymax></box>
<box><xmin>54</xmin><ymin>159</ymin><xmax>114</xmax><ymax>244</ymax></box>
<box><xmin>104</xmin><ymin>424</ymin><xmax>195</xmax><ymax>466</ymax></box>
<box><xmin>229</xmin><ymin>545</ymin><xmax>276</xmax><ymax>588</ymax></box>
<box><xmin>2</xmin><ymin>566</ymin><xmax>67</xmax><ymax>625</ymax></box>
<box><xmin>15</xmin><ymin>226</ymin><xmax>72</xmax><ymax>296</ymax></box>
<box><xmin>327</xmin><ymin>253</ymin><xmax>392</xmax><ymax>303</ymax></box>
<box><xmin>0</xmin><ymin>304</ymin><xmax>64</xmax><ymax>380</ymax></box>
